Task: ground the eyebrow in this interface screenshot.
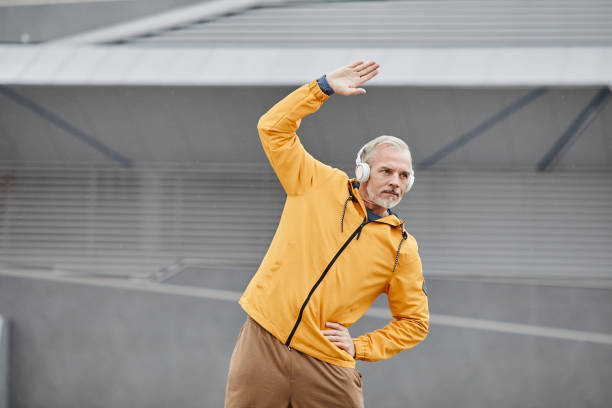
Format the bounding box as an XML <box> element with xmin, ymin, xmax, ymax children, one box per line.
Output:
<box><xmin>380</xmin><ymin>165</ymin><xmax>411</xmax><ymax>171</ymax></box>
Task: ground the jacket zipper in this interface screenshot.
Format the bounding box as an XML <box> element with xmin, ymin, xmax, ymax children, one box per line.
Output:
<box><xmin>285</xmin><ymin>217</ymin><xmax>368</xmax><ymax>348</ymax></box>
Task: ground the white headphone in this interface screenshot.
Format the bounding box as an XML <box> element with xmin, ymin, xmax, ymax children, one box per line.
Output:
<box><xmin>355</xmin><ymin>143</ymin><xmax>415</xmax><ymax>192</ymax></box>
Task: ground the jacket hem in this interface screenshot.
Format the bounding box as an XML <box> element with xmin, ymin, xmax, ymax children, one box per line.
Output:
<box><xmin>239</xmin><ymin>298</ymin><xmax>356</xmax><ymax>369</ymax></box>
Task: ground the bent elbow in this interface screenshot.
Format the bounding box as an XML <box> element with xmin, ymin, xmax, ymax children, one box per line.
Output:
<box><xmin>257</xmin><ymin>114</ymin><xmax>274</xmax><ymax>134</ymax></box>
<box><xmin>421</xmin><ymin>320</ymin><xmax>430</xmax><ymax>341</ymax></box>
<box><xmin>415</xmin><ymin>318</ymin><xmax>429</xmax><ymax>343</ymax></box>
<box><xmin>256</xmin><ymin>118</ymin><xmax>265</xmax><ymax>133</ymax></box>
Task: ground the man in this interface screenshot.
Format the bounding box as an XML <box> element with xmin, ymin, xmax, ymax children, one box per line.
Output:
<box><xmin>225</xmin><ymin>61</ymin><xmax>429</xmax><ymax>408</ymax></box>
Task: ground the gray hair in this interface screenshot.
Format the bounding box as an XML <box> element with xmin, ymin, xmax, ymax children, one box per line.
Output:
<box><xmin>360</xmin><ymin>135</ymin><xmax>412</xmax><ymax>166</ymax></box>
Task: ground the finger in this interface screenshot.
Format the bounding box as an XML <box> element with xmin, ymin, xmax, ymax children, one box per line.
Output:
<box><xmin>325</xmin><ymin>322</ymin><xmax>344</xmax><ymax>330</ymax></box>
<box><xmin>323</xmin><ymin>330</ymin><xmax>347</xmax><ymax>336</ymax></box>
<box><xmin>348</xmin><ymin>60</ymin><xmax>364</xmax><ymax>68</ymax></box>
<box><xmin>358</xmin><ymin>70</ymin><xmax>379</xmax><ymax>84</ymax></box>
<box><xmin>325</xmin><ymin>336</ymin><xmax>344</xmax><ymax>342</ymax></box>
<box><xmin>347</xmin><ymin>88</ymin><xmax>366</xmax><ymax>95</ymax></box>
<box><xmin>356</xmin><ymin>60</ymin><xmax>376</xmax><ymax>69</ymax></box>
<box><xmin>353</xmin><ymin>70</ymin><xmax>378</xmax><ymax>92</ymax></box>
<box><xmin>355</xmin><ymin>60</ymin><xmax>377</xmax><ymax>74</ymax></box>
<box><xmin>358</xmin><ymin>62</ymin><xmax>379</xmax><ymax>77</ymax></box>
<box><xmin>332</xmin><ymin>343</ymin><xmax>351</xmax><ymax>353</ymax></box>
<box><xmin>350</xmin><ymin>60</ymin><xmax>374</xmax><ymax>74</ymax></box>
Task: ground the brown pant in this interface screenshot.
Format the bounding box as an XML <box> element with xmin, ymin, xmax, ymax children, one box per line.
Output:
<box><xmin>225</xmin><ymin>316</ymin><xmax>364</xmax><ymax>408</ymax></box>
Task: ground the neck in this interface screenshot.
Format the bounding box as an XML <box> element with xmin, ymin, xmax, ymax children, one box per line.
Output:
<box><xmin>365</xmin><ymin>201</ymin><xmax>388</xmax><ymax>217</ymax></box>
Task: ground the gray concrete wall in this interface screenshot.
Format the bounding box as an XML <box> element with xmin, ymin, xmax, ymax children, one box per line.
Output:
<box><xmin>1</xmin><ymin>86</ymin><xmax>610</xmax><ymax>169</ymax></box>
<box><xmin>1</xmin><ymin>273</ymin><xmax>610</xmax><ymax>407</ymax></box>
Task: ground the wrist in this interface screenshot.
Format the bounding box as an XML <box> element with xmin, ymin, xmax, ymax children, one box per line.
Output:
<box><xmin>316</xmin><ymin>74</ymin><xmax>335</xmax><ymax>96</ymax></box>
<box><xmin>352</xmin><ymin>338</ymin><xmax>363</xmax><ymax>360</ymax></box>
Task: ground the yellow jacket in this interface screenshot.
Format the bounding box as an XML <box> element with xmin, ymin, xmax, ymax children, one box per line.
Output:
<box><xmin>239</xmin><ymin>79</ymin><xmax>429</xmax><ymax>368</ymax></box>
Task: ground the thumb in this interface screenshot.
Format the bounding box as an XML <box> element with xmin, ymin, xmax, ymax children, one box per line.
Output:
<box><xmin>347</xmin><ymin>85</ymin><xmax>366</xmax><ymax>95</ymax></box>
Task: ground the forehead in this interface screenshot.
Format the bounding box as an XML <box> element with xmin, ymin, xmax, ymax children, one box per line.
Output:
<box><xmin>370</xmin><ymin>145</ymin><xmax>412</xmax><ymax>170</ymax></box>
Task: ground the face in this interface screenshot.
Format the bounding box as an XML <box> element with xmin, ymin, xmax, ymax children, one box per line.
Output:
<box><xmin>363</xmin><ymin>145</ymin><xmax>413</xmax><ymax>210</ymax></box>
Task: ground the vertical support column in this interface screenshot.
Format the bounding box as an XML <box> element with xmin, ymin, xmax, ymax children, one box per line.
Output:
<box><xmin>0</xmin><ymin>315</ymin><xmax>8</xmax><ymax>408</ymax></box>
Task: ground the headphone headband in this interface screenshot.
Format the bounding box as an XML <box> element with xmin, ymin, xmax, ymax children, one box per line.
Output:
<box><xmin>356</xmin><ymin>144</ymin><xmax>367</xmax><ymax>165</ymax></box>
<box><xmin>355</xmin><ymin>143</ymin><xmax>370</xmax><ymax>182</ymax></box>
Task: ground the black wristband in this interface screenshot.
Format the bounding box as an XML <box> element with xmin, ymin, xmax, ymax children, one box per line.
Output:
<box><xmin>317</xmin><ymin>74</ymin><xmax>335</xmax><ymax>96</ymax></box>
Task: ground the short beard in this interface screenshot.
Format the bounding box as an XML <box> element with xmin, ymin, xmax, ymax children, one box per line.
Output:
<box><xmin>366</xmin><ymin>183</ymin><xmax>402</xmax><ymax>209</ymax></box>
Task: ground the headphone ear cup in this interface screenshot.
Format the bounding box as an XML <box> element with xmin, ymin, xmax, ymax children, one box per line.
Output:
<box><xmin>355</xmin><ymin>163</ymin><xmax>370</xmax><ymax>182</ymax></box>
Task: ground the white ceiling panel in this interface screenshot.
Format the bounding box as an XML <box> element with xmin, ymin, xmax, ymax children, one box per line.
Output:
<box><xmin>2</xmin><ymin>46</ymin><xmax>611</xmax><ymax>86</ymax></box>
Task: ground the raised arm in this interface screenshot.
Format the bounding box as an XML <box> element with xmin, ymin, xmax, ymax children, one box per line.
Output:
<box><xmin>257</xmin><ymin>61</ymin><xmax>380</xmax><ymax>195</ymax></box>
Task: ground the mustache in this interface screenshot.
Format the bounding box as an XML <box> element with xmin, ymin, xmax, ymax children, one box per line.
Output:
<box><xmin>381</xmin><ymin>188</ymin><xmax>400</xmax><ymax>197</ymax></box>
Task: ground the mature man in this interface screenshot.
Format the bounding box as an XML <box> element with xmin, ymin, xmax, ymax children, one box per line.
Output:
<box><xmin>225</xmin><ymin>61</ymin><xmax>429</xmax><ymax>408</ymax></box>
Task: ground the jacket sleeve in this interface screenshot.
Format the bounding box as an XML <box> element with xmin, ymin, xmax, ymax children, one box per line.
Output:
<box><xmin>352</xmin><ymin>245</ymin><xmax>429</xmax><ymax>362</ymax></box>
<box><xmin>257</xmin><ymin>79</ymin><xmax>337</xmax><ymax>196</ymax></box>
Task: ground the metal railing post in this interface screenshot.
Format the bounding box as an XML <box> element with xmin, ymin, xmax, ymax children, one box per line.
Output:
<box><xmin>0</xmin><ymin>315</ymin><xmax>7</xmax><ymax>408</ymax></box>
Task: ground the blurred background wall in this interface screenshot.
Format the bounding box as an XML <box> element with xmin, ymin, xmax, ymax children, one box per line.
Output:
<box><xmin>1</xmin><ymin>1</ymin><xmax>611</xmax><ymax>407</ymax></box>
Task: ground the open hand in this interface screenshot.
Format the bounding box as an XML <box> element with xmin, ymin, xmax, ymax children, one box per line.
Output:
<box><xmin>322</xmin><ymin>322</ymin><xmax>356</xmax><ymax>357</ymax></box>
<box><xmin>326</xmin><ymin>60</ymin><xmax>380</xmax><ymax>96</ymax></box>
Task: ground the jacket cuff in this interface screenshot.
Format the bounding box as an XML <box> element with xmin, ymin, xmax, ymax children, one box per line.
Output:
<box><xmin>309</xmin><ymin>79</ymin><xmax>331</xmax><ymax>102</ymax></box>
<box><xmin>353</xmin><ymin>337</ymin><xmax>367</xmax><ymax>360</ymax></box>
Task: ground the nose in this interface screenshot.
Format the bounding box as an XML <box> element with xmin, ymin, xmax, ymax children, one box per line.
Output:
<box><xmin>389</xmin><ymin>173</ymin><xmax>400</xmax><ymax>189</ymax></box>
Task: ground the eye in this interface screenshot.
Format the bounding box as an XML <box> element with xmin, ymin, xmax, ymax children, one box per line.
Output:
<box><xmin>401</xmin><ymin>172</ymin><xmax>409</xmax><ymax>178</ymax></box>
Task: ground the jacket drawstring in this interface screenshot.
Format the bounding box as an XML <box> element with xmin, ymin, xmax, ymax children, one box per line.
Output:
<box><xmin>341</xmin><ymin>181</ymin><xmax>361</xmax><ymax>233</ymax></box>
<box><xmin>392</xmin><ymin>229</ymin><xmax>408</xmax><ymax>273</ymax></box>
<box><xmin>340</xmin><ymin>194</ymin><xmax>353</xmax><ymax>233</ymax></box>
